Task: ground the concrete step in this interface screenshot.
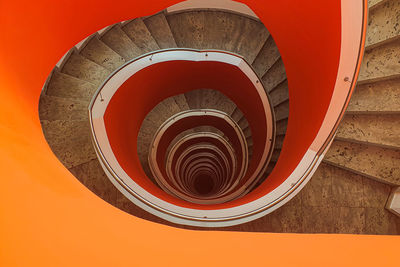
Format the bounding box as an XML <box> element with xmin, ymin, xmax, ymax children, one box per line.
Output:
<box><xmin>366</xmin><ymin>0</ymin><xmax>400</xmax><ymax>49</ymax></box>
<box><xmin>347</xmin><ymin>77</ymin><xmax>400</xmax><ymax>114</ymax></box>
<box><xmin>122</xmin><ymin>18</ymin><xmax>160</xmax><ymax>53</ymax></box>
<box><xmin>274</xmin><ymin>100</ymin><xmax>289</xmax><ymax>121</ymax></box>
<box><xmin>46</xmin><ymin>71</ymin><xmax>97</xmax><ymax>101</ymax></box>
<box><xmin>39</xmin><ymin>95</ymin><xmax>88</xmax><ymax>121</ymax></box>
<box><xmin>369</xmin><ymin>0</ymin><xmax>386</xmax><ymax>10</ymax></box>
<box><xmin>79</xmin><ymin>37</ymin><xmax>125</xmax><ymax>71</ymax></box>
<box><xmin>261</xmin><ymin>58</ymin><xmax>287</xmax><ymax>93</ymax></box>
<box><xmin>144</xmin><ymin>12</ymin><xmax>177</xmax><ymax>49</ymax></box>
<box><xmin>100</xmin><ymin>25</ymin><xmax>143</xmax><ymax>60</ymax></box>
<box><xmin>252</xmin><ymin>36</ymin><xmax>281</xmax><ymax>77</ymax></box>
<box><xmin>61</xmin><ymin>52</ymin><xmax>110</xmax><ymax>85</ymax></box>
<box><xmin>324</xmin><ymin>140</ymin><xmax>400</xmax><ymax>186</ymax></box>
<box><xmin>358</xmin><ymin>39</ymin><xmax>400</xmax><ymax>84</ymax></box>
<box><xmin>275</xmin><ymin>135</ymin><xmax>285</xmax><ymax>150</ymax></box>
<box><xmin>336</xmin><ymin>114</ymin><xmax>400</xmax><ymax>149</ymax></box>
<box><xmin>269</xmin><ymin>80</ymin><xmax>289</xmax><ymax>107</ymax></box>
<box><xmin>41</xmin><ymin>120</ymin><xmax>96</xmax><ymax>168</ymax></box>
<box><xmin>276</xmin><ymin>119</ymin><xmax>288</xmax><ymax>135</ymax></box>
<box><xmin>166</xmin><ymin>11</ymin><xmax>268</xmax><ymax>62</ymax></box>
<box><xmin>172</xmin><ymin>94</ymin><xmax>190</xmax><ymax>111</ymax></box>
<box><xmin>69</xmin><ymin>159</ymin><xmax>119</xmax><ymax>204</ymax></box>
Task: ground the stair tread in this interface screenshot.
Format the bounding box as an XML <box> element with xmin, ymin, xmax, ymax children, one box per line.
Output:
<box><xmin>100</xmin><ymin>25</ymin><xmax>143</xmax><ymax>60</ymax></box>
<box><xmin>324</xmin><ymin>140</ymin><xmax>400</xmax><ymax>185</ymax></box>
<box><xmin>167</xmin><ymin>10</ymin><xmax>268</xmax><ymax>62</ymax></box>
<box><xmin>261</xmin><ymin>58</ymin><xmax>287</xmax><ymax>93</ymax></box>
<box><xmin>274</xmin><ymin>100</ymin><xmax>289</xmax><ymax>121</ymax></box>
<box><xmin>336</xmin><ymin>114</ymin><xmax>400</xmax><ymax>149</ymax></box>
<box><xmin>46</xmin><ymin>71</ymin><xmax>97</xmax><ymax>100</ymax></box>
<box><xmin>144</xmin><ymin>12</ymin><xmax>177</xmax><ymax>49</ymax></box>
<box><xmin>252</xmin><ymin>36</ymin><xmax>281</xmax><ymax>77</ymax></box>
<box><xmin>69</xmin><ymin>159</ymin><xmax>118</xmax><ymax>203</ymax></box>
<box><xmin>122</xmin><ymin>18</ymin><xmax>160</xmax><ymax>53</ymax></box>
<box><xmin>41</xmin><ymin>120</ymin><xmax>96</xmax><ymax>168</ymax></box>
<box><xmin>39</xmin><ymin>95</ymin><xmax>88</xmax><ymax>121</ymax></box>
<box><xmin>358</xmin><ymin>39</ymin><xmax>400</xmax><ymax>83</ymax></box>
<box><xmin>172</xmin><ymin>94</ymin><xmax>190</xmax><ymax>111</ymax></box>
<box><xmin>276</xmin><ymin>119</ymin><xmax>288</xmax><ymax>135</ymax></box>
<box><xmin>61</xmin><ymin>52</ymin><xmax>110</xmax><ymax>85</ymax></box>
<box><xmin>269</xmin><ymin>80</ymin><xmax>289</xmax><ymax>107</ymax></box>
<box><xmin>366</xmin><ymin>0</ymin><xmax>400</xmax><ymax>49</ymax></box>
<box><xmin>348</xmin><ymin>77</ymin><xmax>400</xmax><ymax>113</ymax></box>
<box><xmin>80</xmin><ymin>37</ymin><xmax>125</xmax><ymax>71</ymax></box>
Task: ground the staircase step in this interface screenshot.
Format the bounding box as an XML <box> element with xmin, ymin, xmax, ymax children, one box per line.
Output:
<box><xmin>269</xmin><ymin>80</ymin><xmax>289</xmax><ymax>107</ymax></box>
<box><xmin>366</xmin><ymin>0</ymin><xmax>400</xmax><ymax>49</ymax></box>
<box><xmin>100</xmin><ymin>25</ymin><xmax>143</xmax><ymax>60</ymax></box>
<box><xmin>39</xmin><ymin>95</ymin><xmax>88</xmax><ymax>121</ymax></box>
<box><xmin>324</xmin><ymin>140</ymin><xmax>400</xmax><ymax>185</ymax></box>
<box><xmin>172</xmin><ymin>94</ymin><xmax>190</xmax><ymax>111</ymax></box>
<box><xmin>347</xmin><ymin>77</ymin><xmax>400</xmax><ymax>113</ymax></box>
<box><xmin>271</xmin><ymin>149</ymin><xmax>280</xmax><ymax>162</ymax></box>
<box><xmin>336</xmin><ymin>114</ymin><xmax>400</xmax><ymax>149</ymax></box>
<box><xmin>144</xmin><ymin>12</ymin><xmax>177</xmax><ymax>49</ymax></box>
<box><xmin>243</xmin><ymin>126</ymin><xmax>251</xmax><ymax>138</ymax></box>
<box><xmin>252</xmin><ymin>36</ymin><xmax>281</xmax><ymax>77</ymax></box>
<box><xmin>79</xmin><ymin>37</ymin><xmax>125</xmax><ymax>71</ymax></box>
<box><xmin>69</xmin><ymin>159</ymin><xmax>118</xmax><ymax>203</ymax></box>
<box><xmin>276</xmin><ymin>119</ymin><xmax>288</xmax><ymax>135</ymax></box>
<box><xmin>275</xmin><ymin>135</ymin><xmax>285</xmax><ymax>150</ymax></box>
<box><xmin>46</xmin><ymin>71</ymin><xmax>97</xmax><ymax>100</ymax></box>
<box><xmin>122</xmin><ymin>18</ymin><xmax>160</xmax><ymax>53</ymax></box>
<box><xmin>166</xmin><ymin>11</ymin><xmax>205</xmax><ymax>49</ymax></box>
<box><xmin>261</xmin><ymin>58</ymin><xmax>287</xmax><ymax>92</ymax></box>
<box><xmin>202</xmin><ymin>11</ymin><xmax>268</xmax><ymax>63</ymax></box>
<box><xmin>237</xmin><ymin>116</ymin><xmax>249</xmax><ymax>130</ymax></box>
<box><xmin>358</xmin><ymin>39</ymin><xmax>400</xmax><ymax>84</ymax></box>
<box><xmin>41</xmin><ymin>120</ymin><xmax>96</xmax><ymax>168</ymax></box>
<box><xmin>369</xmin><ymin>0</ymin><xmax>386</xmax><ymax>9</ymax></box>
<box><xmin>274</xmin><ymin>100</ymin><xmax>289</xmax><ymax>121</ymax></box>
<box><xmin>167</xmin><ymin>11</ymin><xmax>268</xmax><ymax>62</ymax></box>
<box><xmin>231</xmin><ymin>107</ymin><xmax>244</xmax><ymax>123</ymax></box>
<box><xmin>61</xmin><ymin>52</ymin><xmax>110</xmax><ymax>85</ymax></box>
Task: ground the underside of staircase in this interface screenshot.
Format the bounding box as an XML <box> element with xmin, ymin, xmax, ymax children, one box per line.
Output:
<box><xmin>39</xmin><ymin>0</ymin><xmax>400</xmax><ymax>234</ymax></box>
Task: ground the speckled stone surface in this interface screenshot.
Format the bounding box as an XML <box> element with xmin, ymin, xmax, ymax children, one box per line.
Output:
<box><xmin>41</xmin><ymin>120</ymin><xmax>96</xmax><ymax>168</ymax></box>
<box><xmin>276</xmin><ymin>119</ymin><xmax>288</xmax><ymax>135</ymax></box>
<box><xmin>144</xmin><ymin>13</ymin><xmax>177</xmax><ymax>49</ymax></box>
<box><xmin>358</xmin><ymin>39</ymin><xmax>400</xmax><ymax>83</ymax></box>
<box><xmin>336</xmin><ymin>114</ymin><xmax>400</xmax><ymax>149</ymax></box>
<box><xmin>274</xmin><ymin>135</ymin><xmax>285</xmax><ymax>149</ymax></box>
<box><xmin>365</xmin><ymin>208</ymin><xmax>399</xmax><ymax>234</ymax></box>
<box><xmin>347</xmin><ymin>77</ymin><xmax>400</xmax><ymax>113</ymax></box>
<box><xmin>100</xmin><ymin>25</ymin><xmax>143</xmax><ymax>60</ymax></box>
<box><xmin>61</xmin><ymin>52</ymin><xmax>110</xmax><ymax>85</ymax></box>
<box><xmin>122</xmin><ymin>18</ymin><xmax>160</xmax><ymax>53</ymax></box>
<box><xmin>369</xmin><ymin>0</ymin><xmax>385</xmax><ymax>9</ymax></box>
<box><xmin>261</xmin><ymin>58</ymin><xmax>287</xmax><ymax>92</ymax></box>
<box><xmin>46</xmin><ymin>71</ymin><xmax>97</xmax><ymax>100</ymax></box>
<box><xmin>80</xmin><ymin>37</ymin><xmax>125</xmax><ymax>71</ymax></box>
<box><xmin>324</xmin><ymin>140</ymin><xmax>400</xmax><ymax>185</ymax></box>
<box><xmin>231</xmin><ymin>107</ymin><xmax>244</xmax><ymax>122</ymax></box>
<box><xmin>167</xmin><ymin>11</ymin><xmax>268</xmax><ymax>62</ymax></box>
<box><xmin>166</xmin><ymin>11</ymin><xmax>204</xmax><ymax>49</ymax></box>
<box><xmin>366</xmin><ymin>0</ymin><xmax>400</xmax><ymax>48</ymax></box>
<box><xmin>69</xmin><ymin>159</ymin><xmax>118</xmax><ymax>203</ymax></box>
<box><xmin>252</xmin><ymin>36</ymin><xmax>280</xmax><ymax>76</ymax></box>
<box><xmin>172</xmin><ymin>94</ymin><xmax>190</xmax><ymax>111</ymax></box>
<box><xmin>39</xmin><ymin>95</ymin><xmax>88</xmax><ymax>121</ymax></box>
<box><xmin>269</xmin><ymin>80</ymin><xmax>289</xmax><ymax>107</ymax></box>
<box><xmin>274</xmin><ymin>100</ymin><xmax>289</xmax><ymax>121</ymax></box>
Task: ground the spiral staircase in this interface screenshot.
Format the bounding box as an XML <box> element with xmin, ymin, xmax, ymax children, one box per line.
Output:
<box><xmin>38</xmin><ymin>1</ymin><xmax>399</xmax><ymax>234</ymax></box>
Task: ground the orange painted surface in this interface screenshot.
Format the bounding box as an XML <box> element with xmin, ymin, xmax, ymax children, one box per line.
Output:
<box><xmin>1</xmin><ymin>0</ymin><xmax>398</xmax><ymax>266</ymax></box>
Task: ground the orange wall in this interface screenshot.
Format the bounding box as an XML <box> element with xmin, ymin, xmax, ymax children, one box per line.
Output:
<box><xmin>1</xmin><ymin>0</ymin><xmax>399</xmax><ymax>266</ymax></box>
